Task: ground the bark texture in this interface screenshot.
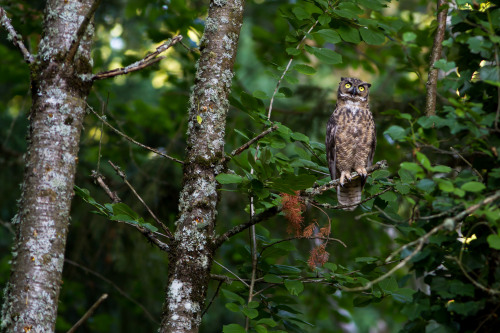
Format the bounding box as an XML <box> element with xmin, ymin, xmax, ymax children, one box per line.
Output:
<box><xmin>0</xmin><ymin>1</ymin><xmax>95</xmax><ymax>332</ymax></box>
<box><xmin>425</xmin><ymin>0</ymin><xmax>448</xmax><ymax>116</ymax></box>
<box><xmin>159</xmin><ymin>0</ymin><xmax>245</xmax><ymax>332</ymax></box>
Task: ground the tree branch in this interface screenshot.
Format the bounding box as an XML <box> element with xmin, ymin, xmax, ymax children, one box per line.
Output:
<box><xmin>425</xmin><ymin>0</ymin><xmax>448</xmax><ymax>116</ymax></box>
<box><xmin>0</xmin><ymin>7</ymin><xmax>34</xmax><ymax>64</ymax></box>
<box><xmin>230</xmin><ymin>124</ymin><xmax>278</xmax><ymax>157</ymax></box>
<box><xmin>92</xmin><ymin>35</ymin><xmax>183</xmax><ymax>80</ymax></box>
<box><xmin>67</xmin><ymin>294</ymin><xmax>108</xmax><ymax>333</ymax></box>
<box><xmin>86</xmin><ymin>103</ymin><xmax>184</xmax><ymax>164</ymax></box>
<box><xmin>65</xmin><ymin>0</ymin><xmax>102</xmax><ymax>64</ymax></box>
<box><xmin>215</xmin><ymin>160</ymin><xmax>388</xmax><ymax>248</ymax></box>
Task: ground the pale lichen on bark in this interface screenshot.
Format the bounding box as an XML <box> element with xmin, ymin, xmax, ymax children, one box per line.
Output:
<box><xmin>159</xmin><ymin>1</ymin><xmax>245</xmax><ymax>332</ymax></box>
<box><xmin>0</xmin><ymin>0</ymin><xmax>96</xmax><ymax>332</ymax></box>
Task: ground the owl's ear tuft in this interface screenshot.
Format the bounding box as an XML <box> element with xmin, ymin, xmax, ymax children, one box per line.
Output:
<box><xmin>341</xmin><ymin>77</ymin><xmax>346</xmax><ymax>81</ymax></box>
<box><xmin>366</xmin><ymin>83</ymin><xmax>372</xmax><ymax>87</ymax></box>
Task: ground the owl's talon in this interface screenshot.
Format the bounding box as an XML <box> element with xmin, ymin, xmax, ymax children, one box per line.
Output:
<box><xmin>356</xmin><ymin>167</ymin><xmax>368</xmax><ymax>178</ymax></box>
<box><xmin>339</xmin><ymin>171</ymin><xmax>351</xmax><ymax>186</ymax></box>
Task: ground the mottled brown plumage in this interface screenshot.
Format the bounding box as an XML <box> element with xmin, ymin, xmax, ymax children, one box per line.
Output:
<box><xmin>326</xmin><ymin>77</ymin><xmax>376</xmax><ymax>210</ymax></box>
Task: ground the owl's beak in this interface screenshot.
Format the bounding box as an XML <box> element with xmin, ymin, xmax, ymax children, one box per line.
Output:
<box><xmin>351</xmin><ymin>88</ymin><xmax>358</xmax><ymax>95</ymax></box>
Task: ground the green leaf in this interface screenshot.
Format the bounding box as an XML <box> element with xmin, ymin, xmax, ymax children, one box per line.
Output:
<box><xmin>257</xmin><ymin>318</ymin><xmax>278</xmax><ymax>327</ymax></box>
<box><xmin>337</xmin><ymin>26</ymin><xmax>360</xmax><ymax>43</ymax></box>
<box><xmin>253</xmin><ymin>90</ymin><xmax>268</xmax><ymax>99</ymax></box>
<box><xmin>313</xmin><ymin>29</ymin><xmax>341</xmax><ymax>44</ymax></box>
<box><xmin>284</xmin><ymin>280</ymin><xmax>304</xmax><ymax>296</ymax></box>
<box><xmin>436</xmin><ymin>179</ymin><xmax>454</xmax><ymax>192</ymax></box>
<box><xmin>378</xmin><ymin>276</ymin><xmax>398</xmax><ymax>293</ymax></box>
<box><xmin>216</xmin><ymin>173</ymin><xmax>244</xmax><ymax>184</ymax></box>
<box><xmin>248</xmin><ymin>301</ymin><xmax>259</xmax><ymax>309</ymax></box>
<box><xmin>111</xmin><ymin>202</ymin><xmax>139</xmax><ymax>220</ymax></box>
<box><xmin>402</xmin><ymin>31</ymin><xmax>417</xmax><ymax>42</ymax></box>
<box><xmin>487</xmin><ymin>234</ymin><xmax>500</xmax><ymax>249</ymax></box>
<box><xmin>434</xmin><ymin>59</ymin><xmax>456</xmax><ymax>72</ymax></box>
<box><xmin>263</xmin><ymin>274</ymin><xmax>283</xmax><ymax>283</ymax></box>
<box><xmin>305</xmin><ymin>46</ymin><xmax>342</xmax><ymax>64</ymax></box>
<box><xmin>432</xmin><ymin>165</ymin><xmax>452</xmax><ymax>173</ymax></box>
<box><xmin>392</xmin><ymin>288</ymin><xmax>416</xmax><ymax>303</ymax></box>
<box><xmin>380</xmin><ymin>191</ymin><xmax>397</xmax><ymax>202</ymax></box>
<box><xmin>353</xmin><ymin>296</ymin><xmax>372</xmax><ymax>307</ymax></box>
<box><xmin>294</xmin><ymin>64</ymin><xmax>316</xmax><ymax>75</ymax></box>
<box><xmin>416</xmin><ymin>152</ymin><xmax>432</xmax><ymax>170</ymax></box>
<box><xmin>255</xmin><ymin>325</ymin><xmax>267</xmax><ymax>333</ymax></box>
<box><xmin>318</xmin><ymin>14</ymin><xmax>331</xmax><ymax>25</ymax></box>
<box><xmin>461</xmin><ymin>181</ymin><xmax>485</xmax><ymax>192</ymax></box>
<box><xmin>268</xmin><ymin>174</ymin><xmax>316</xmax><ymax>194</ymax></box>
<box><xmin>221</xmin><ymin>289</ymin><xmax>245</xmax><ymax>305</ymax></box>
<box><xmin>290</xmin><ymin>131</ymin><xmax>309</xmax><ymax>143</ymax></box>
<box><xmin>417</xmin><ymin>179</ymin><xmax>435</xmax><ymax>192</ymax></box>
<box><xmin>292</xmin><ymin>6</ymin><xmax>310</xmax><ymax>20</ymax></box>
<box><xmin>286</xmin><ymin>47</ymin><xmax>301</xmax><ymax>56</ymax></box>
<box><xmin>360</xmin><ymin>28</ymin><xmax>385</xmax><ymax>45</ymax></box>
<box><xmin>384</xmin><ymin>125</ymin><xmax>406</xmax><ymax>141</ymax></box>
<box><xmin>242</xmin><ymin>307</ymin><xmax>259</xmax><ymax>319</ymax></box>
<box><xmin>225</xmin><ymin>302</ymin><xmax>241</xmax><ymax>313</ymax></box>
<box><xmin>223</xmin><ymin>324</ymin><xmax>246</xmax><ymax>333</ymax></box>
<box><xmin>371</xmin><ymin>169</ymin><xmax>390</xmax><ymax>180</ymax></box>
<box><xmin>395</xmin><ymin>183</ymin><xmax>411</xmax><ymax>194</ymax></box>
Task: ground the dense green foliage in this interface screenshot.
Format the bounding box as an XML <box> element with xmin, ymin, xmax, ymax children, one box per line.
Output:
<box><xmin>1</xmin><ymin>0</ymin><xmax>499</xmax><ymax>332</ymax></box>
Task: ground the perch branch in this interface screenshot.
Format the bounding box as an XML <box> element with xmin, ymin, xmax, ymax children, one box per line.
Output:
<box><xmin>108</xmin><ymin>161</ymin><xmax>173</xmax><ymax>238</ymax></box>
<box><xmin>67</xmin><ymin>293</ymin><xmax>108</xmax><ymax>333</ymax></box>
<box><xmin>215</xmin><ymin>160</ymin><xmax>388</xmax><ymax>247</ymax></box>
<box><xmin>0</xmin><ymin>7</ymin><xmax>34</xmax><ymax>64</ymax></box>
<box><xmin>425</xmin><ymin>0</ymin><xmax>448</xmax><ymax>116</ymax></box>
<box><xmin>87</xmin><ymin>104</ymin><xmax>183</xmax><ymax>164</ymax></box>
<box><xmin>65</xmin><ymin>0</ymin><xmax>102</xmax><ymax>64</ymax></box>
<box><xmin>92</xmin><ymin>35</ymin><xmax>183</xmax><ymax>80</ymax></box>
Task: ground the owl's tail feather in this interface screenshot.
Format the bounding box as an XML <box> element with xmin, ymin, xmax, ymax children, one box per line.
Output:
<box><xmin>337</xmin><ymin>179</ymin><xmax>362</xmax><ymax>211</ymax></box>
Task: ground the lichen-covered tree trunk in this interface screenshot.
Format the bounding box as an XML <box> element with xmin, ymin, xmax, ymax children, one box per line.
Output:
<box><xmin>159</xmin><ymin>1</ymin><xmax>245</xmax><ymax>332</ymax></box>
<box><xmin>0</xmin><ymin>1</ymin><xmax>95</xmax><ymax>332</ymax></box>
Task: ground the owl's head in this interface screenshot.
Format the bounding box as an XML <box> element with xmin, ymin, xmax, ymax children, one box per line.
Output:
<box><xmin>337</xmin><ymin>77</ymin><xmax>371</xmax><ymax>103</ymax></box>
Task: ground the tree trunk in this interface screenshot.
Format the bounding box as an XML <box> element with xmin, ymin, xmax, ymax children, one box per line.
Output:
<box><xmin>0</xmin><ymin>1</ymin><xmax>95</xmax><ymax>331</ymax></box>
<box><xmin>159</xmin><ymin>0</ymin><xmax>245</xmax><ymax>332</ymax></box>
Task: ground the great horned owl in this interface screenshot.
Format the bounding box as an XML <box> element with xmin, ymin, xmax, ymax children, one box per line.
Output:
<box><xmin>326</xmin><ymin>77</ymin><xmax>376</xmax><ymax>210</ymax></box>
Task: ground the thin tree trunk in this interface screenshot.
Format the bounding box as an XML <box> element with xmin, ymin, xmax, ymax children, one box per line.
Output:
<box><xmin>425</xmin><ymin>0</ymin><xmax>448</xmax><ymax>116</ymax></box>
<box><xmin>0</xmin><ymin>1</ymin><xmax>96</xmax><ymax>331</ymax></box>
<box><xmin>158</xmin><ymin>1</ymin><xmax>245</xmax><ymax>332</ymax></box>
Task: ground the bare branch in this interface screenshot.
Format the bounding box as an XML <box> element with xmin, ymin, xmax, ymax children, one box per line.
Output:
<box><xmin>65</xmin><ymin>0</ymin><xmax>102</xmax><ymax>64</ymax></box>
<box><xmin>67</xmin><ymin>293</ymin><xmax>108</xmax><ymax>333</ymax></box>
<box><xmin>0</xmin><ymin>7</ymin><xmax>34</xmax><ymax>64</ymax></box>
<box><xmin>64</xmin><ymin>259</ymin><xmax>159</xmax><ymax>324</ymax></box>
<box><xmin>213</xmin><ymin>260</ymin><xmax>249</xmax><ymax>288</ymax></box>
<box><xmin>86</xmin><ymin>104</ymin><xmax>184</xmax><ymax>164</ymax></box>
<box><xmin>230</xmin><ymin>125</ymin><xmax>278</xmax><ymax>157</ymax></box>
<box><xmin>425</xmin><ymin>0</ymin><xmax>448</xmax><ymax>116</ymax></box>
<box><xmin>92</xmin><ymin>35</ymin><xmax>183</xmax><ymax>80</ymax></box>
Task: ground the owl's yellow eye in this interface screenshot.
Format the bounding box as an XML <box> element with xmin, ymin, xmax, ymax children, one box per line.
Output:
<box><xmin>345</xmin><ymin>83</ymin><xmax>351</xmax><ymax>89</ymax></box>
<box><xmin>359</xmin><ymin>86</ymin><xmax>365</xmax><ymax>92</ymax></box>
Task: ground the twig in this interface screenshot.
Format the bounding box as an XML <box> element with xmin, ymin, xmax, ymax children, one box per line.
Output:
<box><xmin>308</xmin><ymin>187</ymin><xmax>392</xmax><ymax>210</ymax></box>
<box><xmin>67</xmin><ymin>293</ymin><xmax>108</xmax><ymax>333</ymax></box>
<box><xmin>450</xmin><ymin>146</ymin><xmax>483</xmax><ymax>181</ymax></box>
<box><xmin>92</xmin><ymin>36</ymin><xmax>183</xmax><ymax>80</ymax></box>
<box><xmin>260</xmin><ymin>236</ymin><xmax>347</xmax><ymax>258</ymax></box>
<box><xmin>0</xmin><ymin>7</ymin><xmax>34</xmax><ymax>64</ymax></box>
<box><xmin>267</xmin><ymin>18</ymin><xmax>320</xmax><ymax>119</ymax></box>
<box><xmin>91</xmin><ymin>171</ymin><xmax>171</xmax><ymax>251</ymax></box>
<box><xmin>64</xmin><ymin>259</ymin><xmax>159</xmax><ymax>324</ymax></box>
<box><xmin>201</xmin><ymin>280</ymin><xmax>224</xmax><ymax>317</ymax></box>
<box><xmin>213</xmin><ymin>260</ymin><xmax>249</xmax><ymax>287</ymax></box>
<box><xmin>230</xmin><ymin>125</ymin><xmax>278</xmax><ymax>157</ymax></box>
<box><xmin>425</xmin><ymin>0</ymin><xmax>448</xmax><ymax>116</ymax></box>
<box><xmin>65</xmin><ymin>0</ymin><xmax>102</xmax><ymax>64</ymax></box>
<box><xmin>108</xmin><ymin>160</ymin><xmax>173</xmax><ymax>238</ymax></box>
<box><xmin>86</xmin><ymin>104</ymin><xmax>183</xmax><ymax>164</ymax></box>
